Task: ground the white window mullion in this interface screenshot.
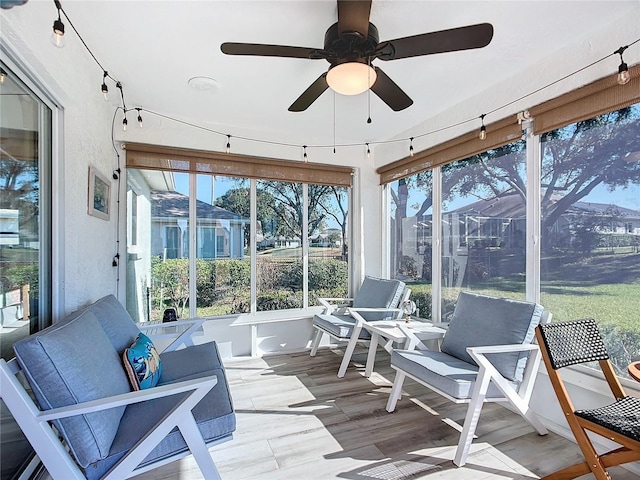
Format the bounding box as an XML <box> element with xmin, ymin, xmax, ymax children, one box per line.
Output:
<box><xmin>188</xmin><ymin>173</ymin><xmax>197</xmax><ymax>318</ymax></box>
<box><xmin>525</xmin><ymin>120</ymin><xmax>541</xmax><ymax>304</ymax></box>
<box><xmin>250</xmin><ymin>179</ymin><xmax>257</xmax><ymax>314</ymax></box>
<box><xmin>302</xmin><ymin>184</ymin><xmax>309</xmax><ymax>309</ymax></box>
<box><xmin>431</xmin><ymin>166</ymin><xmax>442</xmax><ymax>322</ymax></box>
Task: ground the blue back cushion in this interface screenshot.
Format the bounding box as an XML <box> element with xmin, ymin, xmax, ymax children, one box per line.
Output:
<box><xmin>13</xmin><ymin>310</ymin><xmax>131</xmax><ymax>468</ymax></box>
<box><xmin>440</xmin><ymin>291</ymin><xmax>544</xmax><ymax>381</ymax></box>
<box><xmin>84</xmin><ymin>294</ymin><xmax>141</xmax><ymax>355</ymax></box>
<box><xmin>352</xmin><ymin>276</ymin><xmax>405</xmax><ymax>321</ymax></box>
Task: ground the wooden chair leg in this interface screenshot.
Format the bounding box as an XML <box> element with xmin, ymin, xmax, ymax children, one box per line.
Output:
<box><xmin>386</xmin><ymin>371</ymin><xmax>406</xmax><ymax>412</ymax></box>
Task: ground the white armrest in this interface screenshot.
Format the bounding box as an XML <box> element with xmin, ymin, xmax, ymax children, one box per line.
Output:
<box><xmin>396</xmin><ymin>322</ymin><xmax>428</xmax><ymax>350</ymax></box>
<box><xmin>139</xmin><ymin>318</ymin><xmax>205</xmax><ymax>352</ymax></box>
<box><xmin>318</xmin><ymin>297</ymin><xmax>353</xmax><ymax>313</ymax></box>
<box><xmin>138</xmin><ymin>317</ymin><xmax>204</xmax><ymax>332</ymax></box>
<box><xmin>38</xmin><ymin>375</ymin><xmax>217</xmax><ymax>422</ymax></box>
<box><xmin>347</xmin><ymin>307</ymin><xmax>403</xmax><ymax>324</ymax></box>
<box><xmin>466</xmin><ymin>343</ymin><xmax>538</xmax><ymax>356</ymax></box>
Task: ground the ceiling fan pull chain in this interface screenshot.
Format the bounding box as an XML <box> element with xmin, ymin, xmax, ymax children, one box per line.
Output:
<box><xmin>367</xmin><ymin>57</ymin><xmax>372</xmax><ymax>124</ymax></box>
<box><xmin>333</xmin><ymin>88</ymin><xmax>336</xmax><ymax>153</ymax></box>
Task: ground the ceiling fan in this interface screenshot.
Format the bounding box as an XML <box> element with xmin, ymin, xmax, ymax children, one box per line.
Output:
<box><xmin>221</xmin><ymin>0</ymin><xmax>493</xmax><ymax>112</ymax></box>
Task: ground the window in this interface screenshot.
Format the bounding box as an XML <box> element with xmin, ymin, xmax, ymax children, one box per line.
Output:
<box><xmin>388</xmin><ymin>171</ymin><xmax>433</xmax><ymax>319</ymax></box>
<box><xmin>196</xmin><ymin>175</ymin><xmax>250</xmax><ymax>316</ymax></box>
<box><xmin>256</xmin><ymin>180</ymin><xmax>303</xmax><ymax>311</ymax></box>
<box><xmin>540</xmin><ymin>105</ymin><xmax>640</xmax><ymax>376</ymax></box>
<box><xmin>440</xmin><ymin>141</ymin><xmax>527</xmax><ymax>319</ymax></box>
<box><xmin>308</xmin><ymin>184</ymin><xmax>349</xmax><ymax>306</ymax></box>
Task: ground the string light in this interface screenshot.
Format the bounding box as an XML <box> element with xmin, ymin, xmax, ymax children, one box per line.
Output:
<box><xmin>615</xmin><ymin>46</ymin><xmax>630</xmax><ymax>85</ymax></box>
<box><xmin>0</xmin><ymin>67</ymin><xmax>6</xmax><ymax>84</ymax></box>
<box><xmin>479</xmin><ymin>114</ymin><xmax>487</xmax><ymax>140</ymax></box>
<box><xmin>101</xmin><ymin>71</ymin><xmax>109</xmax><ymax>101</ymax></box>
<box><xmin>51</xmin><ymin>0</ymin><xmax>638</xmax><ymax>163</ymax></box>
<box><xmin>136</xmin><ymin>108</ymin><xmax>143</xmax><ymax>128</ymax></box>
<box><xmin>226</xmin><ymin>134</ymin><xmax>231</xmax><ymax>153</ymax></box>
<box><xmin>51</xmin><ymin>0</ymin><xmax>65</xmax><ymax>48</ymax></box>
<box><xmin>303</xmin><ymin>145</ymin><xmax>308</xmax><ymax>163</ymax></box>
<box><xmin>122</xmin><ymin>115</ymin><xmax>128</xmax><ymax>131</ymax></box>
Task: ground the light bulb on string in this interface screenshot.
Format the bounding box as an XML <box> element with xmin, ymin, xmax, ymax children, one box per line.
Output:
<box><xmin>226</xmin><ymin>135</ymin><xmax>231</xmax><ymax>154</ymax></box>
<box><xmin>51</xmin><ymin>0</ymin><xmax>65</xmax><ymax>48</ymax></box>
<box><xmin>366</xmin><ymin>143</ymin><xmax>371</xmax><ymax>159</ymax></box>
<box><xmin>615</xmin><ymin>46</ymin><xmax>630</xmax><ymax>85</ymax></box>
<box><xmin>0</xmin><ymin>67</ymin><xmax>6</xmax><ymax>84</ymax></box>
<box><xmin>409</xmin><ymin>137</ymin><xmax>414</xmax><ymax>157</ymax></box>
<box><xmin>136</xmin><ymin>108</ymin><xmax>143</xmax><ymax>128</ymax></box>
<box><xmin>479</xmin><ymin>114</ymin><xmax>487</xmax><ymax>140</ymax></box>
<box><xmin>101</xmin><ymin>71</ymin><xmax>109</xmax><ymax>101</ymax></box>
<box><xmin>303</xmin><ymin>145</ymin><xmax>308</xmax><ymax>163</ymax></box>
<box><xmin>122</xmin><ymin>115</ymin><xmax>128</xmax><ymax>132</ymax></box>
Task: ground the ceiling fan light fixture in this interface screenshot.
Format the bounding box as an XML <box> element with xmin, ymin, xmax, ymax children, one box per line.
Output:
<box><xmin>326</xmin><ymin>62</ymin><xmax>376</xmax><ymax>96</ymax></box>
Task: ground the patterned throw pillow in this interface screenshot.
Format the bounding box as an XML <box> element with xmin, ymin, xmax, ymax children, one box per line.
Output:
<box><xmin>123</xmin><ymin>332</ymin><xmax>162</xmax><ymax>390</ymax></box>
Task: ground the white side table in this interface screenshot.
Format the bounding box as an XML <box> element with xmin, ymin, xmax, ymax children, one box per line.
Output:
<box><xmin>362</xmin><ymin>320</ymin><xmax>446</xmax><ymax>377</ymax></box>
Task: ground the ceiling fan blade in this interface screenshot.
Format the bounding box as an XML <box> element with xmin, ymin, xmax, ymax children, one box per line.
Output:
<box><xmin>337</xmin><ymin>0</ymin><xmax>371</xmax><ymax>38</ymax></box>
<box><xmin>370</xmin><ymin>67</ymin><xmax>413</xmax><ymax>111</ymax></box>
<box><xmin>221</xmin><ymin>42</ymin><xmax>319</xmax><ymax>59</ymax></box>
<box><xmin>288</xmin><ymin>73</ymin><xmax>329</xmax><ymax>112</ymax></box>
<box><xmin>378</xmin><ymin>23</ymin><xmax>494</xmax><ymax>60</ymax></box>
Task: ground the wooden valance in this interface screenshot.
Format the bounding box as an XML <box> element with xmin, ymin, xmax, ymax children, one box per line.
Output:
<box><xmin>125</xmin><ymin>142</ymin><xmax>353</xmax><ymax>187</ymax></box>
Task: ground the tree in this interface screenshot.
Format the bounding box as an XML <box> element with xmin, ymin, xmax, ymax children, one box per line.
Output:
<box><xmin>218</xmin><ymin>181</ymin><xmax>349</xmax><ymax>250</ymax></box>
<box><xmin>216</xmin><ymin>185</ymin><xmax>278</xmax><ymax>245</ymax></box>
<box><xmin>316</xmin><ymin>186</ymin><xmax>349</xmax><ymax>258</ymax></box>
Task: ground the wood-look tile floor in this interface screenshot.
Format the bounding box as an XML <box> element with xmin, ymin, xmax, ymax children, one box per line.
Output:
<box><xmin>133</xmin><ymin>347</ymin><xmax>640</xmax><ymax>480</ymax></box>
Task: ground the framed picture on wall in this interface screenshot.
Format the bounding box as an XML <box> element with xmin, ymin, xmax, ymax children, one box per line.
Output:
<box><xmin>88</xmin><ymin>166</ymin><xmax>111</xmax><ymax>220</ymax></box>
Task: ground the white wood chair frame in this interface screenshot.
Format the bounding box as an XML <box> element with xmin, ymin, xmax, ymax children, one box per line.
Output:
<box><xmin>310</xmin><ymin>288</ymin><xmax>411</xmax><ymax>378</ymax></box>
<box><xmin>386</xmin><ymin>311</ymin><xmax>551</xmax><ymax>467</ymax></box>
<box><xmin>0</xmin><ymin>318</ymin><xmax>229</xmax><ymax>480</ymax></box>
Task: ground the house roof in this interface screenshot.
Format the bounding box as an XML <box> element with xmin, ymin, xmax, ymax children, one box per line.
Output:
<box><xmin>151</xmin><ymin>191</ymin><xmax>248</xmax><ymax>222</ymax></box>
<box><xmin>447</xmin><ymin>191</ymin><xmax>640</xmax><ymax>219</ymax></box>
<box><xmin>447</xmin><ymin>192</ymin><xmax>526</xmax><ymax>219</ymax></box>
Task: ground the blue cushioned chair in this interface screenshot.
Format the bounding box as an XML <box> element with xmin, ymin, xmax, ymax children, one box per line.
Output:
<box><xmin>309</xmin><ymin>276</ymin><xmax>409</xmax><ymax>378</ymax></box>
<box><xmin>386</xmin><ymin>291</ymin><xmax>551</xmax><ymax>466</ymax></box>
<box><xmin>0</xmin><ymin>295</ymin><xmax>234</xmax><ymax>480</ymax></box>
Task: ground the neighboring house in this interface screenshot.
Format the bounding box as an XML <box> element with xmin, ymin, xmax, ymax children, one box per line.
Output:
<box><xmin>409</xmin><ymin>192</ymin><xmax>640</xmax><ymax>257</ymax></box>
<box><xmin>151</xmin><ymin>191</ymin><xmax>248</xmax><ymax>260</ymax></box>
<box><xmin>257</xmin><ymin>235</ymin><xmax>300</xmax><ymax>250</ymax></box>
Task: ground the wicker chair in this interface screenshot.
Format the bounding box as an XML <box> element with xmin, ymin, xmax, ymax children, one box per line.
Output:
<box><xmin>535</xmin><ymin>318</ymin><xmax>640</xmax><ymax>480</ymax></box>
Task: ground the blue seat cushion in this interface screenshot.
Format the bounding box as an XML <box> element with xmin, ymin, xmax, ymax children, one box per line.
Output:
<box><xmin>313</xmin><ymin>313</ymin><xmax>371</xmax><ymax>340</ymax></box>
<box><xmin>83</xmin><ymin>342</ymin><xmax>236</xmax><ymax>480</ymax></box>
<box><xmin>13</xmin><ymin>310</ymin><xmax>131</xmax><ymax>469</ymax></box>
<box><xmin>440</xmin><ymin>292</ymin><xmax>544</xmax><ymax>382</ymax></box>
<box><xmin>391</xmin><ymin>349</ymin><xmax>514</xmax><ymax>400</ymax></box>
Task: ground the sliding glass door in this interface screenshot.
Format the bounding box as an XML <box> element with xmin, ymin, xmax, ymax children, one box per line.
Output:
<box><xmin>0</xmin><ymin>60</ymin><xmax>53</xmax><ymax>480</ymax></box>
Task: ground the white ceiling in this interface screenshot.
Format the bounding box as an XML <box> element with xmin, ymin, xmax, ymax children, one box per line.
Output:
<box><xmin>11</xmin><ymin>1</ymin><xmax>640</xmax><ymax>155</ymax></box>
